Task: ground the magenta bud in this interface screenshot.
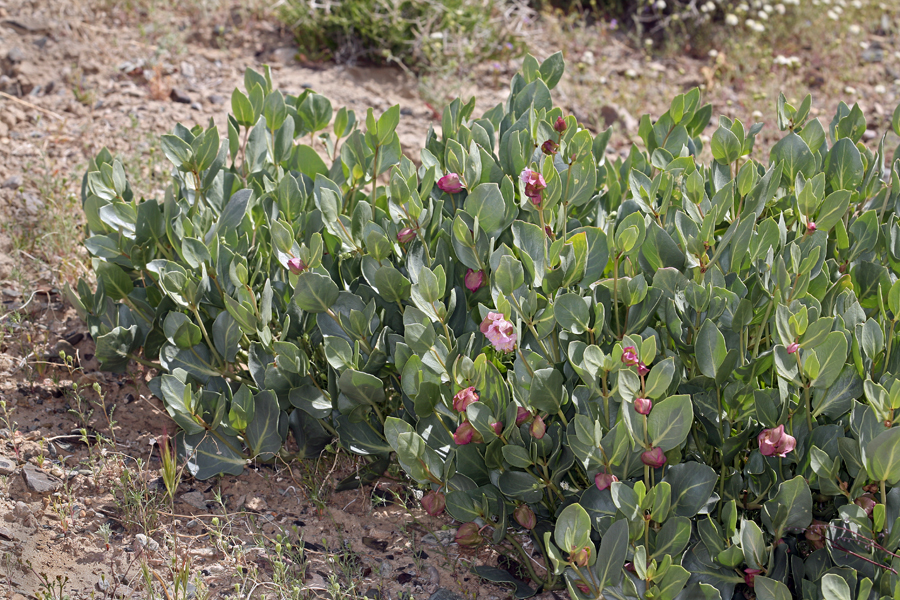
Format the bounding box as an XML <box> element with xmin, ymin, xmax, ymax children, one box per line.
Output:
<box><xmin>554</xmin><ymin>116</ymin><xmax>567</xmax><ymax>133</ymax></box>
<box><xmin>455</xmin><ymin>522</ymin><xmax>482</xmax><ymax>547</ymax></box>
<box><xmin>287</xmin><ymin>257</ymin><xmax>306</xmax><ymax>274</ymax></box>
<box><xmin>515</xmin><ymin>406</ymin><xmax>532</xmax><ymax>426</ymax></box>
<box><xmin>530</xmin><ymin>415</ymin><xmax>546</xmax><ymax>439</ymax></box>
<box><xmin>594</xmin><ymin>472</ymin><xmax>618</xmax><ymax>491</ymax></box>
<box><xmin>464</xmin><ymin>269</ymin><xmax>484</xmax><ymax>292</ymax></box>
<box><xmin>758</xmin><ymin>424</ymin><xmax>796</xmax><ymax>457</ymax></box>
<box><xmin>397</xmin><ymin>227</ymin><xmax>416</xmax><ymax>243</ymax></box>
<box><xmin>621</xmin><ymin>346</ymin><xmax>640</xmax><ymax>365</ymax></box>
<box><xmin>786</xmin><ymin>342</ymin><xmax>800</xmax><ymax>354</ymax></box>
<box><xmin>637</xmin><ymin>362</ymin><xmax>650</xmax><ymax>376</ymax></box>
<box><xmin>421</xmin><ymin>491</ymin><xmax>445</xmax><ymax>517</ymax></box>
<box><xmin>807</xmin><ymin>221</ymin><xmax>817</xmax><ymax>232</ymax></box>
<box><xmin>641</xmin><ymin>447</ymin><xmax>667</xmax><ymax>468</ymax></box>
<box><xmin>544</xmin><ymin>226</ymin><xmax>554</xmax><ymax>238</ymax></box>
<box><xmin>490</xmin><ymin>421</ymin><xmax>503</xmax><ymax>436</ymax></box>
<box><xmin>437</xmin><ymin>173</ymin><xmax>465</xmax><ymax>194</ymax></box>
<box><xmin>452</xmin><ymin>386</ymin><xmax>479</xmax><ymax>413</ymax></box>
<box><xmin>744</xmin><ymin>569</ymin><xmax>762</xmax><ymax>588</ymax></box>
<box><xmin>541</xmin><ymin>139</ymin><xmax>559</xmax><ymax>155</ymax></box>
<box><xmin>513</xmin><ymin>504</ymin><xmax>536</xmax><ymax>529</ymax></box>
<box><xmin>453</xmin><ymin>421</ymin><xmax>479</xmax><ymax>445</ymax></box>
<box><xmin>634</xmin><ymin>397</ymin><xmax>653</xmax><ymax>415</ymax></box>
<box><xmin>855</xmin><ymin>494</ymin><xmax>877</xmax><ymax>518</ymax></box>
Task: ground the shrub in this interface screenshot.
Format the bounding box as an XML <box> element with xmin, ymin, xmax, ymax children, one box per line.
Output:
<box><xmin>73</xmin><ymin>55</ymin><xmax>900</xmax><ymax>599</ymax></box>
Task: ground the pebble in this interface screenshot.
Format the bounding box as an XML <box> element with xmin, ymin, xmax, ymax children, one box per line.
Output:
<box><xmin>170</xmin><ymin>87</ymin><xmax>191</xmax><ymax>104</ymax></box>
<box><xmin>208</xmin><ymin>94</ymin><xmax>225</xmax><ymax>105</ymax></box>
<box><xmin>0</xmin><ymin>175</ymin><xmax>22</xmax><ymax>190</ymax></box>
<box><xmin>134</xmin><ymin>533</ymin><xmax>159</xmax><ymax>552</ymax></box>
<box><xmin>379</xmin><ymin>560</ymin><xmax>392</xmax><ymax>577</ymax></box>
<box><xmin>0</xmin><ymin>456</ymin><xmax>16</xmax><ymax>475</ymax></box>
<box><xmin>22</xmin><ymin>464</ymin><xmax>62</xmax><ymax>494</ymax></box>
<box><xmin>421</xmin><ymin>529</ymin><xmax>456</xmax><ymax>546</ymax></box>
<box><xmin>6</xmin><ymin>47</ymin><xmax>25</xmax><ymax>64</ymax></box>
<box><xmin>191</xmin><ymin>102</ymin><xmax>201</xmax><ymax>111</ymax></box>
<box><xmin>428</xmin><ymin>589</ymin><xmax>465</xmax><ymax>600</ymax></box>
<box><xmin>426</xmin><ymin>565</ymin><xmax>440</xmax><ymax>585</ymax></box>
<box><xmin>180</xmin><ymin>491</ymin><xmax>208</xmax><ymax>510</ymax></box>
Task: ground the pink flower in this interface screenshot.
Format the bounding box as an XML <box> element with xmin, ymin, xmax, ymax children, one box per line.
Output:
<box><xmin>452</xmin><ymin>387</ymin><xmax>479</xmax><ymax>413</ymax></box>
<box><xmin>520</xmin><ymin>168</ymin><xmax>546</xmax><ymax>204</ymax></box>
<box><xmin>398</xmin><ymin>228</ymin><xmax>416</xmax><ymax>243</ymax></box>
<box><xmin>594</xmin><ymin>472</ymin><xmax>617</xmax><ymax>491</ymax></box>
<box><xmin>621</xmin><ymin>346</ymin><xmax>640</xmax><ymax>366</ymax></box>
<box><xmin>287</xmin><ymin>257</ymin><xmax>306</xmax><ymax>274</ymax></box>
<box><xmin>453</xmin><ymin>422</ymin><xmax>480</xmax><ymax>445</ymax></box>
<box><xmin>570</xmin><ymin>545</ymin><xmax>591</xmax><ymax>567</ymax></box>
<box><xmin>807</xmin><ymin>221</ymin><xmax>817</xmax><ymax>232</ymax></box>
<box><xmin>744</xmin><ymin>569</ymin><xmax>762</xmax><ymax>588</ymax></box>
<box><xmin>641</xmin><ymin>447</ymin><xmax>667</xmax><ymax>468</ymax></box>
<box><xmin>514</xmin><ymin>504</ymin><xmax>536</xmax><ymax>529</ymax></box>
<box><xmin>554</xmin><ymin>116</ymin><xmax>567</xmax><ymax>133</ymax></box>
<box><xmin>480</xmin><ymin>312</ymin><xmax>517</xmax><ymax>352</ymax></box>
<box><xmin>464</xmin><ymin>269</ymin><xmax>484</xmax><ymax>292</ymax></box>
<box><xmin>634</xmin><ymin>397</ymin><xmax>653</xmax><ymax>415</ymax></box>
<box><xmin>637</xmin><ymin>362</ymin><xmax>650</xmax><ymax>376</ymax></box>
<box><xmin>437</xmin><ymin>173</ymin><xmax>465</xmax><ymax>194</ymax></box>
<box><xmin>758</xmin><ymin>424</ymin><xmax>796</xmax><ymax>457</ymax></box>
<box><xmin>490</xmin><ymin>421</ymin><xmax>503</xmax><ymax>436</ymax></box>
<box><xmin>455</xmin><ymin>522</ymin><xmax>482</xmax><ymax>547</ymax></box>
<box><xmin>530</xmin><ymin>415</ymin><xmax>546</xmax><ymax>439</ymax></box>
<box><xmin>421</xmin><ymin>491</ymin><xmax>445</xmax><ymax>516</ymax></box>
<box><xmin>541</xmin><ymin>139</ymin><xmax>559</xmax><ymax>155</ymax></box>
<box><xmin>515</xmin><ymin>406</ymin><xmax>532</xmax><ymax>426</ymax></box>
<box><xmin>787</xmin><ymin>343</ymin><xmax>800</xmax><ymax>354</ymax></box>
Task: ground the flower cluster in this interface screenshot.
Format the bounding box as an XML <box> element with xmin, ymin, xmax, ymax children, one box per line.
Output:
<box><xmin>520</xmin><ymin>168</ymin><xmax>546</xmax><ymax>207</ymax></box>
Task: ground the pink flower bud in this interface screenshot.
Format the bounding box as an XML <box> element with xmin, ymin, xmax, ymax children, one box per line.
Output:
<box><xmin>855</xmin><ymin>494</ymin><xmax>877</xmax><ymax>518</ymax></box>
<box><xmin>453</xmin><ymin>421</ymin><xmax>479</xmax><ymax>445</ymax></box>
<box><xmin>287</xmin><ymin>257</ymin><xmax>306</xmax><ymax>275</ymax></box>
<box><xmin>464</xmin><ymin>269</ymin><xmax>484</xmax><ymax>292</ymax></box>
<box><xmin>480</xmin><ymin>312</ymin><xmax>517</xmax><ymax>352</ymax></box>
<box><xmin>437</xmin><ymin>173</ymin><xmax>465</xmax><ymax>194</ymax></box>
<box><xmin>594</xmin><ymin>472</ymin><xmax>618</xmax><ymax>491</ymax></box>
<box><xmin>541</xmin><ymin>139</ymin><xmax>559</xmax><ymax>155</ymax></box>
<box><xmin>490</xmin><ymin>421</ymin><xmax>503</xmax><ymax>436</ymax></box>
<box><xmin>577</xmin><ymin>584</ymin><xmax>591</xmax><ymax>594</ymax></box>
<box><xmin>637</xmin><ymin>362</ymin><xmax>650</xmax><ymax>376</ymax></box>
<box><xmin>545</xmin><ymin>226</ymin><xmax>554</xmax><ymax>238</ymax></box>
<box><xmin>515</xmin><ymin>406</ymin><xmax>532</xmax><ymax>426</ymax></box>
<box><xmin>513</xmin><ymin>504</ymin><xmax>536</xmax><ymax>529</ymax></box>
<box><xmin>758</xmin><ymin>424</ymin><xmax>796</xmax><ymax>457</ymax></box>
<box><xmin>520</xmin><ymin>168</ymin><xmax>546</xmax><ymax>204</ymax></box>
<box><xmin>554</xmin><ymin>116</ymin><xmax>567</xmax><ymax>133</ymax></box>
<box><xmin>807</xmin><ymin>221</ymin><xmax>817</xmax><ymax>232</ymax></box>
<box><xmin>634</xmin><ymin>397</ymin><xmax>653</xmax><ymax>415</ymax></box>
<box><xmin>530</xmin><ymin>415</ymin><xmax>546</xmax><ymax>439</ymax></box>
<box><xmin>641</xmin><ymin>447</ymin><xmax>667</xmax><ymax>468</ymax></box>
<box><xmin>570</xmin><ymin>545</ymin><xmax>591</xmax><ymax>567</ymax></box>
<box><xmin>787</xmin><ymin>342</ymin><xmax>800</xmax><ymax>354</ymax></box>
<box><xmin>397</xmin><ymin>227</ymin><xmax>416</xmax><ymax>244</ymax></box>
<box><xmin>621</xmin><ymin>346</ymin><xmax>640</xmax><ymax>366</ymax></box>
<box><xmin>452</xmin><ymin>386</ymin><xmax>479</xmax><ymax>413</ymax></box>
<box><xmin>455</xmin><ymin>522</ymin><xmax>482</xmax><ymax>547</ymax></box>
<box><xmin>744</xmin><ymin>569</ymin><xmax>762</xmax><ymax>588</ymax></box>
<box><xmin>421</xmin><ymin>491</ymin><xmax>445</xmax><ymax>516</ymax></box>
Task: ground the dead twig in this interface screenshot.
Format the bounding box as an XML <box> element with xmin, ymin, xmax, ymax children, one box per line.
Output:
<box><xmin>0</xmin><ymin>91</ymin><xmax>65</xmax><ymax>121</ymax></box>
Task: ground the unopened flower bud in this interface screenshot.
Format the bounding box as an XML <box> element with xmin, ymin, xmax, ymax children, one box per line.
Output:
<box><xmin>453</xmin><ymin>421</ymin><xmax>479</xmax><ymax>445</ymax></box>
<box><xmin>554</xmin><ymin>116</ymin><xmax>567</xmax><ymax>133</ymax></box>
<box><xmin>634</xmin><ymin>397</ymin><xmax>653</xmax><ymax>415</ymax></box>
<box><xmin>570</xmin><ymin>545</ymin><xmax>591</xmax><ymax>567</ymax></box>
<box><xmin>513</xmin><ymin>504</ymin><xmax>536</xmax><ymax>529</ymax></box>
<box><xmin>437</xmin><ymin>173</ymin><xmax>465</xmax><ymax>194</ymax></box>
<box><xmin>594</xmin><ymin>472</ymin><xmax>617</xmax><ymax>491</ymax></box>
<box><xmin>855</xmin><ymin>494</ymin><xmax>877</xmax><ymax>518</ymax></box>
<box><xmin>807</xmin><ymin>221</ymin><xmax>817</xmax><ymax>232</ymax></box>
<box><xmin>515</xmin><ymin>406</ymin><xmax>532</xmax><ymax>426</ymax></box>
<box><xmin>287</xmin><ymin>257</ymin><xmax>306</xmax><ymax>274</ymax></box>
<box><xmin>637</xmin><ymin>362</ymin><xmax>650</xmax><ymax>376</ymax></box>
<box><xmin>465</xmin><ymin>269</ymin><xmax>484</xmax><ymax>292</ymax></box>
<box><xmin>541</xmin><ymin>139</ymin><xmax>559</xmax><ymax>155</ymax></box>
<box><xmin>452</xmin><ymin>387</ymin><xmax>479</xmax><ymax>413</ymax></box>
<box><xmin>421</xmin><ymin>491</ymin><xmax>445</xmax><ymax>517</ymax></box>
<box><xmin>641</xmin><ymin>446</ymin><xmax>667</xmax><ymax>468</ymax></box>
<box><xmin>397</xmin><ymin>227</ymin><xmax>416</xmax><ymax>244</ymax></box>
<box><xmin>490</xmin><ymin>421</ymin><xmax>503</xmax><ymax>436</ymax></box>
<box><xmin>744</xmin><ymin>568</ymin><xmax>762</xmax><ymax>587</ymax></box>
<box><xmin>786</xmin><ymin>342</ymin><xmax>800</xmax><ymax>354</ymax></box>
<box><xmin>530</xmin><ymin>415</ymin><xmax>546</xmax><ymax>439</ymax></box>
<box><xmin>455</xmin><ymin>522</ymin><xmax>482</xmax><ymax>547</ymax></box>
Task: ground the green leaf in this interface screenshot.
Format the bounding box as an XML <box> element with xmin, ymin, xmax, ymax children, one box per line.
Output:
<box><xmin>821</xmin><ymin>573</ymin><xmax>852</xmax><ymax>600</ymax></box>
<box><xmin>770</xmin><ymin>132</ymin><xmax>814</xmax><ymax>183</ymax></box>
<box><xmin>555</xmin><ymin>503</ymin><xmax>591</xmax><ymax>551</ymax></box>
<box><xmin>555</xmin><ymin>293</ymin><xmax>591</xmax><ymax>334</ymax></box>
<box><xmin>711</xmin><ymin>126</ymin><xmax>741</xmax><ymax>165</ymax></box>
<box><xmin>95</xmin><ymin>261</ymin><xmax>133</xmax><ymax>301</ymax></box>
<box><xmin>245</xmin><ymin>391</ymin><xmax>282</xmax><ymax>460</ymax></box>
<box><xmin>161</xmin><ymin>133</ymin><xmax>193</xmax><ymax>168</ymax></box>
<box><xmin>177</xmin><ymin>428</ymin><xmax>246</xmax><ymax>480</ymax></box>
<box><xmin>465</xmin><ymin>183</ymin><xmax>506</xmax><ymax>235</ymax></box>
<box><xmin>293</xmin><ymin>271</ymin><xmax>340</xmax><ymax>312</ymax></box>
<box><xmin>648</xmin><ymin>395</ymin><xmax>693</xmax><ymax>451</ymax></box>
<box><xmin>494</xmin><ymin>255</ymin><xmax>525</xmax><ymax>296</ymax></box>
<box><xmin>538</xmin><ymin>51</ymin><xmax>565</xmax><ymax>89</ymax></box>
<box><xmin>338</xmin><ymin>369</ymin><xmax>386</xmax><ymax>407</ymax></box>
<box><xmin>291</xmin><ymin>145</ymin><xmax>328</xmax><ymax>179</ymax></box>
<box><xmin>644</xmin><ymin>358</ymin><xmax>675</xmax><ymax>400</ymax></box>
<box><xmin>651</xmin><ymin>516</ymin><xmax>691</xmax><ymax>560</ymax></box>
<box><xmin>663</xmin><ymin>462</ymin><xmax>719</xmax><ymax>518</ymax></box>
<box><xmin>867</xmin><ymin>427</ymin><xmax>900</xmax><ymax>485</ymax></box>
<box><xmin>755</xmin><ymin>577</ymin><xmax>792</xmax><ymax>600</ymax></box>
<box><xmin>761</xmin><ymin>476</ymin><xmax>812</xmax><ymax>537</ymax></box>
<box><xmin>695</xmin><ymin>320</ymin><xmax>727</xmax><ymax>379</ymax></box>
<box><xmin>592</xmin><ymin>518</ymin><xmax>628</xmax><ymax>591</ymax></box>
<box><xmin>473</xmin><ymin>566</ymin><xmax>535</xmax><ymax>599</ymax></box>
<box><xmin>825</xmin><ymin>138</ymin><xmax>865</xmax><ymax>191</ymax></box>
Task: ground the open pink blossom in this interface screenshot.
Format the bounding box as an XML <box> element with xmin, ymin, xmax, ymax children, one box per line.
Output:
<box><xmin>452</xmin><ymin>386</ymin><xmax>479</xmax><ymax>413</ymax></box>
<box><xmin>634</xmin><ymin>397</ymin><xmax>653</xmax><ymax>415</ymax></box>
<box><xmin>520</xmin><ymin>168</ymin><xmax>546</xmax><ymax>203</ymax></box>
<box><xmin>453</xmin><ymin>421</ymin><xmax>479</xmax><ymax>445</ymax></box>
<box><xmin>637</xmin><ymin>362</ymin><xmax>650</xmax><ymax>376</ymax></box>
<box><xmin>641</xmin><ymin>447</ymin><xmax>667</xmax><ymax>468</ymax></box>
<box><xmin>621</xmin><ymin>346</ymin><xmax>640</xmax><ymax>366</ymax></box>
<box><xmin>786</xmin><ymin>343</ymin><xmax>800</xmax><ymax>354</ymax></box>
<box><xmin>421</xmin><ymin>491</ymin><xmax>445</xmax><ymax>516</ymax></box>
<box><xmin>287</xmin><ymin>257</ymin><xmax>306</xmax><ymax>275</ymax></box>
<box><xmin>437</xmin><ymin>173</ymin><xmax>465</xmax><ymax>194</ymax></box>
<box><xmin>758</xmin><ymin>424</ymin><xmax>796</xmax><ymax>457</ymax></box>
<box><xmin>464</xmin><ymin>269</ymin><xmax>484</xmax><ymax>292</ymax></box>
<box><xmin>594</xmin><ymin>472</ymin><xmax>618</xmax><ymax>491</ymax></box>
<box><xmin>480</xmin><ymin>312</ymin><xmax>517</xmax><ymax>352</ymax></box>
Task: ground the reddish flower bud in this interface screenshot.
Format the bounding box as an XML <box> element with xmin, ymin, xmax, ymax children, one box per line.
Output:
<box><xmin>634</xmin><ymin>397</ymin><xmax>653</xmax><ymax>415</ymax></box>
<box><xmin>807</xmin><ymin>221</ymin><xmax>817</xmax><ymax>232</ymax></box>
<box><xmin>637</xmin><ymin>362</ymin><xmax>650</xmax><ymax>376</ymax></box>
<box><xmin>758</xmin><ymin>424</ymin><xmax>796</xmax><ymax>457</ymax></box>
<box><xmin>855</xmin><ymin>493</ymin><xmax>877</xmax><ymax>518</ymax></box>
<box><xmin>641</xmin><ymin>447</ymin><xmax>667</xmax><ymax>468</ymax></box>
<box><xmin>490</xmin><ymin>421</ymin><xmax>503</xmax><ymax>436</ymax></box>
<box><xmin>455</xmin><ymin>522</ymin><xmax>482</xmax><ymax>547</ymax></box>
<box><xmin>515</xmin><ymin>406</ymin><xmax>532</xmax><ymax>426</ymax></box>
<box><xmin>513</xmin><ymin>504</ymin><xmax>536</xmax><ymax>529</ymax></box>
<box><xmin>541</xmin><ymin>139</ymin><xmax>559</xmax><ymax>155</ymax></box>
<box><xmin>570</xmin><ymin>545</ymin><xmax>591</xmax><ymax>567</ymax></box>
<box><xmin>464</xmin><ymin>269</ymin><xmax>484</xmax><ymax>292</ymax></box>
<box><xmin>287</xmin><ymin>257</ymin><xmax>306</xmax><ymax>274</ymax></box>
<box><xmin>530</xmin><ymin>415</ymin><xmax>546</xmax><ymax>439</ymax></box>
<box><xmin>554</xmin><ymin>116</ymin><xmax>567</xmax><ymax>133</ymax></box>
<box><xmin>452</xmin><ymin>387</ymin><xmax>479</xmax><ymax>413</ymax></box>
<box><xmin>744</xmin><ymin>568</ymin><xmax>762</xmax><ymax>588</ymax></box>
<box><xmin>594</xmin><ymin>472</ymin><xmax>618</xmax><ymax>491</ymax></box>
<box><xmin>397</xmin><ymin>227</ymin><xmax>416</xmax><ymax>243</ymax></box>
<box><xmin>545</xmin><ymin>226</ymin><xmax>554</xmax><ymax>238</ymax></box>
<box><xmin>453</xmin><ymin>421</ymin><xmax>480</xmax><ymax>445</ymax></box>
<box><xmin>437</xmin><ymin>173</ymin><xmax>465</xmax><ymax>194</ymax></box>
<box><xmin>577</xmin><ymin>583</ymin><xmax>591</xmax><ymax>594</ymax></box>
<box><xmin>786</xmin><ymin>342</ymin><xmax>800</xmax><ymax>354</ymax></box>
<box><xmin>421</xmin><ymin>491</ymin><xmax>445</xmax><ymax>516</ymax></box>
<box><xmin>621</xmin><ymin>346</ymin><xmax>640</xmax><ymax>366</ymax></box>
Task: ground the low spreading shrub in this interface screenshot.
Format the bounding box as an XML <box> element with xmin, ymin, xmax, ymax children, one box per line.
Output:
<box><xmin>73</xmin><ymin>55</ymin><xmax>900</xmax><ymax>599</ymax></box>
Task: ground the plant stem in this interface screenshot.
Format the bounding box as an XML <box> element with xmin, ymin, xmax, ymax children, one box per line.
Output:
<box><xmin>505</xmin><ymin>534</ymin><xmax>546</xmax><ymax>587</ymax></box>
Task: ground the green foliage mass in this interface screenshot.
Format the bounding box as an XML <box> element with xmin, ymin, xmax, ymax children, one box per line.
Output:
<box><xmin>73</xmin><ymin>55</ymin><xmax>900</xmax><ymax>599</ymax></box>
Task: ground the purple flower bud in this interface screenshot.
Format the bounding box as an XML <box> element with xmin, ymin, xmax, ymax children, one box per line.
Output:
<box><xmin>807</xmin><ymin>221</ymin><xmax>817</xmax><ymax>232</ymax></box>
<box><xmin>637</xmin><ymin>362</ymin><xmax>650</xmax><ymax>376</ymax></box>
<box><xmin>397</xmin><ymin>227</ymin><xmax>416</xmax><ymax>244</ymax></box>
<box><xmin>594</xmin><ymin>472</ymin><xmax>618</xmax><ymax>491</ymax></box>
<box><xmin>437</xmin><ymin>173</ymin><xmax>465</xmax><ymax>194</ymax></box>
<box><xmin>421</xmin><ymin>491</ymin><xmax>445</xmax><ymax>516</ymax></box>
<box><xmin>641</xmin><ymin>447</ymin><xmax>667</xmax><ymax>468</ymax></box>
<box><xmin>515</xmin><ymin>406</ymin><xmax>532</xmax><ymax>426</ymax></box>
<box><xmin>464</xmin><ymin>269</ymin><xmax>484</xmax><ymax>292</ymax></box>
<box><xmin>541</xmin><ymin>139</ymin><xmax>559</xmax><ymax>155</ymax></box>
<box><xmin>514</xmin><ymin>504</ymin><xmax>536</xmax><ymax>529</ymax></box>
<box><xmin>634</xmin><ymin>397</ymin><xmax>653</xmax><ymax>415</ymax></box>
<box><xmin>490</xmin><ymin>421</ymin><xmax>503</xmax><ymax>436</ymax></box>
<box><xmin>855</xmin><ymin>494</ymin><xmax>877</xmax><ymax>518</ymax></box>
<box><xmin>787</xmin><ymin>342</ymin><xmax>800</xmax><ymax>354</ymax></box>
<box><xmin>554</xmin><ymin>116</ymin><xmax>567</xmax><ymax>133</ymax></box>
<box><xmin>455</xmin><ymin>522</ymin><xmax>482</xmax><ymax>547</ymax></box>
<box><xmin>453</xmin><ymin>422</ymin><xmax>479</xmax><ymax>445</ymax></box>
<box><xmin>530</xmin><ymin>415</ymin><xmax>546</xmax><ymax>439</ymax></box>
<box><xmin>287</xmin><ymin>257</ymin><xmax>306</xmax><ymax>275</ymax></box>
<box><xmin>452</xmin><ymin>387</ymin><xmax>479</xmax><ymax>413</ymax></box>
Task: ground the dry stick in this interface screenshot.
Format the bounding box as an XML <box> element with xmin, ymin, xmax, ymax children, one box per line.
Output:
<box><xmin>0</xmin><ymin>91</ymin><xmax>64</xmax><ymax>121</ymax></box>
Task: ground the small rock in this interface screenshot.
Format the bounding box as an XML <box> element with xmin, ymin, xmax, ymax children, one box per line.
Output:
<box><xmin>6</xmin><ymin>47</ymin><xmax>25</xmax><ymax>64</ymax></box>
<box><xmin>170</xmin><ymin>87</ymin><xmax>191</xmax><ymax>104</ymax></box>
<box><xmin>180</xmin><ymin>491</ymin><xmax>207</xmax><ymax>510</ymax></box>
<box><xmin>245</xmin><ymin>496</ymin><xmax>266</xmax><ymax>511</ymax></box>
<box><xmin>208</xmin><ymin>94</ymin><xmax>225</xmax><ymax>105</ymax></box>
<box><xmin>364</xmin><ymin>589</ymin><xmax>381</xmax><ymax>600</ymax></box>
<box><xmin>400</xmin><ymin>107</ymin><xmax>413</xmax><ymax>116</ymax></box>
<box><xmin>0</xmin><ymin>525</ymin><xmax>13</xmax><ymax>539</ymax></box>
<box><xmin>0</xmin><ymin>456</ymin><xmax>16</xmax><ymax>475</ymax></box>
<box><xmin>421</xmin><ymin>529</ymin><xmax>456</xmax><ymax>546</ymax></box>
<box><xmin>22</xmin><ymin>464</ymin><xmax>62</xmax><ymax>494</ymax></box>
<box><xmin>167</xmin><ymin>583</ymin><xmax>196</xmax><ymax>599</ymax></box>
<box><xmin>1</xmin><ymin>175</ymin><xmax>21</xmax><ymax>190</ymax></box>
<box><xmin>96</xmin><ymin>575</ymin><xmax>111</xmax><ymax>592</ymax></box>
<box><xmin>428</xmin><ymin>589</ymin><xmax>465</xmax><ymax>600</ymax></box>
<box><xmin>190</xmin><ymin>102</ymin><xmax>201</xmax><ymax>111</ymax></box>
<box><xmin>180</xmin><ymin>61</ymin><xmax>196</xmax><ymax>79</ymax></box>
<box><xmin>134</xmin><ymin>533</ymin><xmax>159</xmax><ymax>552</ymax></box>
<box><xmin>862</xmin><ymin>45</ymin><xmax>884</xmax><ymax>63</ymax></box>
<box><xmin>426</xmin><ymin>565</ymin><xmax>440</xmax><ymax>585</ymax></box>
<box><xmin>600</xmin><ymin>104</ymin><xmax>638</xmax><ymax>133</ymax></box>
<box><xmin>379</xmin><ymin>560</ymin><xmax>392</xmax><ymax>577</ymax></box>
<box><xmin>185</xmin><ymin>519</ymin><xmax>201</xmax><ymax>530</ymax></box>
